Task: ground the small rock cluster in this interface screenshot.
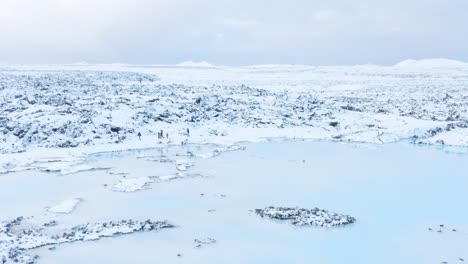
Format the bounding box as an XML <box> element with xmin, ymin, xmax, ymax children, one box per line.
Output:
<box><xmin>194</xmin><ymin>237</ymin><xmax>217</xmax><ymax>248</ymax></box>
<box><xmin>255</xmin><ymin>206</ymin><xmax>356</xmax><ymax>227</ymax></box>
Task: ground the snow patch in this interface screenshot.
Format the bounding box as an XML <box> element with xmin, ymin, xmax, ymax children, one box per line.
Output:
<box><xmin>109</xmin><ymin>173</ymin><xmax>204</xmax><ymax>192</ymax></box>
<box><xmin>110</xmin><ymin>177</ymin><xmax>155</xmax><ymax>192</ymax></box>
<box><xmin>1</xmin><ymin>64</ymin><xmax>468</xmax><ymax>174</ymax></box>
<box><xmin>46</xmin><ymin>198</ymin><xmax>82</xmax><ymax>214</ymax></box>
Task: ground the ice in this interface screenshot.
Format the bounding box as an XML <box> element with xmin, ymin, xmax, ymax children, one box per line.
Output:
<box><xmin>176</xmin><ymin>61</ymin><xmax>214</xmax><ymax>67</ymax></box>
<box><xmin>176</xmin><ymin>164</ymin><xmax>188</xmax><ymax>171</ymax></box>
<box><xmin>195</xmin><ymin>145</ymin><xmax>246</xmax><ymax>159</ymax></box>
<box><xmin>108</xmin><ymin>171</ymin><xmax>130</xmax><ymax>176</ymax></box>
<box><xmin>155</xmin><ymin>173</ymin><xmax>203</xmax><ymax>182</ymax></box>
<box><xmin>47</xmin><ymin>198</ymin><xmax>82</xmax><ymax>214</ymax></box>
<box><xmin>0</xmin><ymin>216</ymin><xmax>173</xmax><ymax>264</ymax></box>
<box><xmin>394</xmin><ymin>58</ymin><xmax>468</xmax><ymax>70</ymax></box>
<box><xmin>109</xmin><ymin>173</ymin><xmax>204</xmax><ymax>192</ymax></box>
<box><xmin>417</xmin><ymin>128</ymin><xmax>468</xmax><ymax>146</ymax></box>
<box><xmin>110</xmin><ymin>177</ymin><xmax>155</xmax><ymax>192</ymax></box>
<box><xmin>0</xmin><ymin>163</ymin><xmax>34</xmax><ymax>175</ymax></box>
<box><xmin>32</xmin><ymin>157</ymin><xmax>111</xmax><ymax>176</ymax></box>
<box><xmin>58</xmin><ymin>164</ymin><xmax>111</xmax><ymax>176</ymax></box>
<box><xmin>175</xmin><ymin>159</ymin><xmax>194</xmax><ymax>171</ymax></box>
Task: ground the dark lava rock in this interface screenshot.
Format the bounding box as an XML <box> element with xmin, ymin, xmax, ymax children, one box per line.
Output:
<box><xmin>255</xmin><ymin>206</ymin><xmax>355</xmax><ymax>227</ymax></box>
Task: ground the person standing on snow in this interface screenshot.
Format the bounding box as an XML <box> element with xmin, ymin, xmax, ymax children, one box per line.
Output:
<box><xmin>137</xmin><ymin>132</ymin><xmax>142</xmax><ymax>140</ymax></box>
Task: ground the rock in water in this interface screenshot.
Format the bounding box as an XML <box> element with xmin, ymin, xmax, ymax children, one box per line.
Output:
<box><xmin>194</xmin><ymin>237</ymin><xmax>216</xmax><ymax>245</ymax></box>
<box><xmin>255</xmin><ymin>206</ymin><xmax>355</xmax><ymax>227</ymax></box>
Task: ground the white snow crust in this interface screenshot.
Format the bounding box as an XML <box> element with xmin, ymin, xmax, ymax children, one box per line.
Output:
<box><xmin>255</xmin><ymin>206</ymin><xmax>356</xmax><ymax>227</ymax></box>
<box><xmin>176</xmin><ymin>61</ymin><xmax>214</xmax><ymax>67</ymax></box>
<box><xmin>109</xmin><ymin>173</ymin><xmax>204</xmax><ymax>192</ymax></box>
<box><xmin>46</xmin><ymin>198</ymin><xmax>82</xmax><ymax>214</ymax></box>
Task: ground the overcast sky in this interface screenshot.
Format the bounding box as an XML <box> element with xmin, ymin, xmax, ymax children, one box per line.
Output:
<box><xmin>0</xmin><ymin>0</ymin><xmax>467</xmax><ymax>65</ymax></box>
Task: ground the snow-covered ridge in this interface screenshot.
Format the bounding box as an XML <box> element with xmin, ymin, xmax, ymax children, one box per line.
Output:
<box><xmin>109</xmin><ymin>173</ymin><xmax>204</xmax><ymax>192</ymax></box>
<box><xmin>176</xmin><ymin>61</ymin><xmax>214</xmax><ymax>67</ymax></box>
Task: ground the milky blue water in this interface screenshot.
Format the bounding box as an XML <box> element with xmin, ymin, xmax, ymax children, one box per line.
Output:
<box><xmin>2</xmin><ymin>141</ymin><xmax>468</xmax><ymax>263</ymax></box>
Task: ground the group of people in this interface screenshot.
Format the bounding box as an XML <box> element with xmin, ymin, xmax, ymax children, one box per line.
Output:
<box><xmin>136</xmin><ymin>128</ymin><xmax>190</xmax><ymax>141</ymax></box>
<box><xmin>158</xmin><ymin>129</ymin><xmax>168</xmax><ymax>139</ymax></box>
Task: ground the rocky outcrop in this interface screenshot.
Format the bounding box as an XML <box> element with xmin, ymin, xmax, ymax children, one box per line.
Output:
<box><xmin>255</xmin><ymin>206</ymin><xmax>356</xmax><ymax>227</ymax></box>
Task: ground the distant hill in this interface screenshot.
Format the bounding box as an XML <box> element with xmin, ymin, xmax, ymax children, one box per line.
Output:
<box><xmin>176</xmin><ymin>61</ymin><xmax>214</xmax><ymax>67</ymax></box>
<box><xmin>394</xmin><ymin>59</ymin><xmax>468</xmax><ymax>70</ymax></box>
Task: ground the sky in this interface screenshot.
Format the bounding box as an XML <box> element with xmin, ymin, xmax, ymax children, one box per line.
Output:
<box><xmin>0</xmin><ymin>0</ymin><xmax>467</xmax><ymax>65</ymax></box>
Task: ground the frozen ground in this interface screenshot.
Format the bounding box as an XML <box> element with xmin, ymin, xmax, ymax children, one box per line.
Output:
<box><xmin>1</xmin><ymin>60</ymin><xmax>468</xmax><ymax>263</ymax></box>
<box><xmin>1</xmin><ymin>59</ymin><xmax>468</xmax><ymax>169</ymax></box>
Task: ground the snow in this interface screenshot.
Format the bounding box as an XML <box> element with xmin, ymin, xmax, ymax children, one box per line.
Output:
<box><xmin>47</xmin><ymin>198</ymin><xmax>82</xmax><ymax>214</ymax></box>
<box><xmin>59</xmin><ymin>164</ymin><xmax>111</xmax><ymax>176</ymax></box>
<box><xmin>195</xmin><ymin>145</ymin><xmax>246</xmax><ymax>159</ymax></box>
<box><xmin>1</xmin><ymin>64</ymin><xmax>467</xmax><ymax>167</ymax></box>
<box><xmin>110</xmin><ymin>176</ymin><xmax>155</xmax><ymax>192</ymax></box>
<box><xmin>0</xmin><ymin>217</ymin><xmax>173</xmax><ymax>264</ymax></box>
<box><xmin>417</xmin><ymin>128</ymin><xmax>468</xmax><ymax>146</ymax></box>
<box><xmin>0</xmin><ymin>62</ymin><xmax>467</xmax><ymax>262</ymax></box>
<box><xmin>176</xmin><ymin>61</ymin><xmax>214</xmax><ymax>67</ymax></box>
<box><xmin>176</xmin><ymin>164</ymin><xmax>189</xmax><ymax>171</ymax></box>
<box><xmin>394</xmin><ymin>58</ymin><xmax>468</xmax><ymax>70</ymax></box>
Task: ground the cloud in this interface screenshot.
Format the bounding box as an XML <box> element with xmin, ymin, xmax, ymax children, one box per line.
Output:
<box><xmin>0</xmin><ymin>0</ymin><xmax>467</xmax><ymax>65</ymax></box>
<box><xmin>388</xmin><ymin>27</ymin><xmax>402</xmax><ymax>33</ymax></box>
<box><xmin>219</xmin><ymin>19</ymin><xmax>260</xmax><ymax>30</ymax></box>
<box><xmin>313</xmin><ymin>10</ymin><xmax>337</xmax><ymax>22</ymax></box>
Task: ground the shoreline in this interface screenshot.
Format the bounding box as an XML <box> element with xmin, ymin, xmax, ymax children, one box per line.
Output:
<box><xmin>2</xmin><ymin>132</ymin><xmax>467</xmax><ymax>176</ymax></box>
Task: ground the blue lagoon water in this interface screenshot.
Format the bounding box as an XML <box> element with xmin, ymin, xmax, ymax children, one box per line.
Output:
<box><xmin>1</xmin><ymin>141</ymin><xmax>467</xmax><ymax>263</ymax></box>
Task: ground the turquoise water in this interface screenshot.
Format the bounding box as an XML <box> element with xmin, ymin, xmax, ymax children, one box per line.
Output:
<box><xmin>2</xmin><ymin>141</ymin><xmax>467</xmax><ymax>263</ymax></box>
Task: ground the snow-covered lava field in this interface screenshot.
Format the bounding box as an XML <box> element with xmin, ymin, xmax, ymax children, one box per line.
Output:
<box><xmin>2</xmin><ymin>59</ymin><xmax>468</xmax><ymax>156</ymax></box>
<box><xmin>1</xmin><ymin>60</ymin><xmax>468</xmax><ymax>263</ymax></box>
